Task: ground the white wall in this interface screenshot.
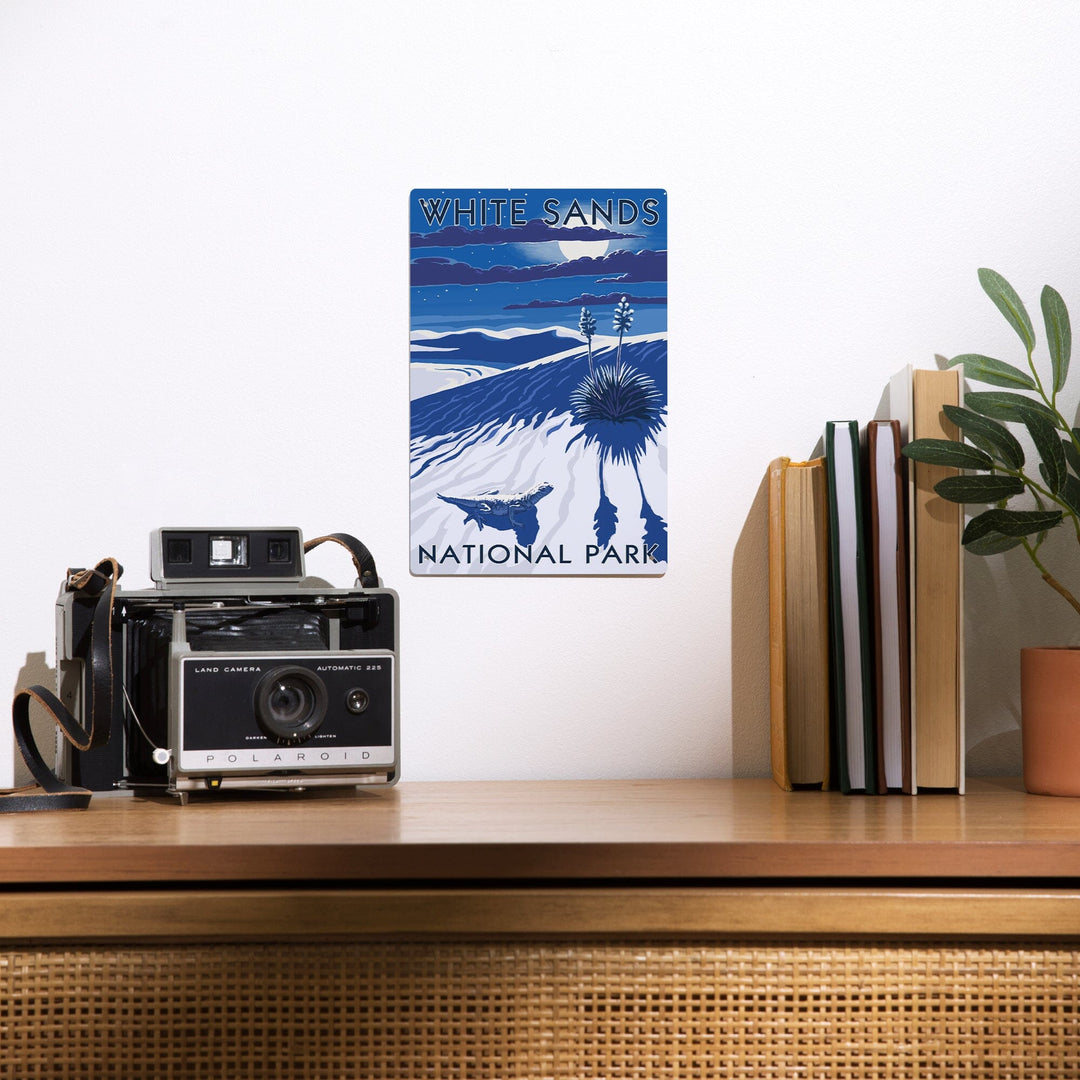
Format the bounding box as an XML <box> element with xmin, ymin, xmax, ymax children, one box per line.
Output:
<box><xmin>4</xmin><ymin>1</ymin><xmax>1080</xmax><ymax>787</ymax></box>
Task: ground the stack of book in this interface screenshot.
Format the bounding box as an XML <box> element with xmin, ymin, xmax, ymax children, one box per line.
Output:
<box><xmin>768</xmin><ymin>365</ymin><xmax>964</xmax><ymax>794</ymax></box>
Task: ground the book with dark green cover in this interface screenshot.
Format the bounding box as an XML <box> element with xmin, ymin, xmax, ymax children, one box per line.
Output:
<box><xmin>825</xmin><ymin>420</ymin><xmax>878</xmax><ymax>794</ymax></box>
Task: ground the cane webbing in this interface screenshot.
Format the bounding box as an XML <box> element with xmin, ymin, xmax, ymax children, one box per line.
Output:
<box><xmin>1</xmin><ymin>939</ymin><xmax>1077</xmax><ymax>1078</ymax></box>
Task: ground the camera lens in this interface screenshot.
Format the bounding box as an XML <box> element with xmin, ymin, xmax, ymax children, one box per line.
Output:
<box><xmin>254</xmin><ymin>666</ymin><xmax>328</xmax><ymax>744</ymax></box>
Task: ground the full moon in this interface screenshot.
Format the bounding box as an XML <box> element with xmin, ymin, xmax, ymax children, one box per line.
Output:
<box><xmin>557</xmin><ymin>237</ymin><xmax>609</xmax><ymax>261</ymax></box>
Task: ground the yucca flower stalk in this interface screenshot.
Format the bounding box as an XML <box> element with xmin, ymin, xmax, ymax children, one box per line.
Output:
<box><xmin>902</xmin><ymin>268</ymin><xmax>1080</xmax><ymax>616</ymax></box>
<box><xmin>612</xmin><ymin>296</ymin><xmax>633</xmax><ymax>377</ymax></box>
<box><xmin>579</xmin><ymin>306</ymin><xmax>597</xmax><ymax>380</ymax></box>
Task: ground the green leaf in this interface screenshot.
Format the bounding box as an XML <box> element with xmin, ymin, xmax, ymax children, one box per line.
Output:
<box><xmin>964</xmin><ymin>390</ymin><xmax>1059</xmax><ymax>427</ymax></box>
<box><xmin>979</xmin><ymin>268</ymin><xmax>1035</xmax><ymax>352</ymax></box>
<box><xmin>1064</xmin><ymin>436</ymin><xmax>1080</xmax><ymax>478</ymax></box>
<box><xmin>1027</xmin><ymin>415</ymin><xmax>1068</xmax><ymax>493</ymax></box>
<box><xmin>942</xmin><ymin>404</ymin><xmax>1025</xmax><ymax>469</ymax></box>
<box><xmin>934</xmin><ymin>474</ymin><xmax>1025</xmax><ymax>503</ymax></box>
<box><xmin>901</xmin><ymin>438</ymin><xmax>993</xmax><ymax>470</ymax></box>
<box><xmin>1061</xmin><ymin>474</ymin><xmax>1080</xmax><ymax>517</ymax></box>
<box><xmin>964</xmin><ymin>531</ymin><xmax>1026</xmax><ymax>556</ymax></box>
<box><xmin>1041</xmin><ymin>284</ymin><xmax>1071</xmax><ymax>393</ymax></box>
<box><xmin>945</xmin><ymin>353</ymin><xmax>1037</xmax><ymax>391</ymax></box>
<box><xmin>963</xmin><ymin>507</ymin><xmax>1063</xmax><ymax>543</ymax></box>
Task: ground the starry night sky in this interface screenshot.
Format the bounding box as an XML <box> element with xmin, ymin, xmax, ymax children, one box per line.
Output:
<box><xmin>410</xmin><ymin>189</ymin><xmax>667</xmax><ymax>334</ymax></box>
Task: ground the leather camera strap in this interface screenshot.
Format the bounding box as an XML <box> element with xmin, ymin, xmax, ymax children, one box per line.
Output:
<box><xmin>303</xmin><ymin>533</ymin><xmax>380</xmax><ymax>589</ymax></box>
<box><xmin>0</xmin><ymin>558</ymin><xmax>123</xmax><ymax>813</ymax></box>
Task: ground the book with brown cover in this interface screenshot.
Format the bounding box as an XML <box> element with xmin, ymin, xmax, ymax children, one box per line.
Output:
<box><xmin>768</xmin><ymin>456</ymin><xmax>831</xmax><ymax>790</ymax></box>
<box><xmin>868</xmin><ymin>419</ymin><xmax>912</xmax><ymax>793</ymax></box>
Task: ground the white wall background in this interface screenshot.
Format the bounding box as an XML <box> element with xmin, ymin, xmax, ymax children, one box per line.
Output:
<box><xmin>4</xmin><ymin>1</ymin><xmax>1080</xmax><ymax>788</ymax></box>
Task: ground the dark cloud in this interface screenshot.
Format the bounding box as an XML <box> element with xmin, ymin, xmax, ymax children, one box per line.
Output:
<box><xmin>504</xmin><ymin>292</ymin><xmax>668</xmax><ymax>310</ymax></box>
<box><xmin>411</xmin><ymin>217</ymin><xmax>640</xmax><ymax>248</ymax></box>
<box><xmin>411</xmin><ymin>248</ymin><xmax>667</xmax><ymax>287</ymax></box>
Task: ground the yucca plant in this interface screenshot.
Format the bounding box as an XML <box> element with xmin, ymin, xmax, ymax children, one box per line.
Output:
<box><xmin>902</xmin><ymin>268</ymin><xmax>1080</xmax><ymax>615</ymax></box>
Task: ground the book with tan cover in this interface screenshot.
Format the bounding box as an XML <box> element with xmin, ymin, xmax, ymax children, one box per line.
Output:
<box><xmin>768</xmin><ymin>456</ymin><xmax>831</xmax><ymax>790</ymax></box>
<box><xmin>888</xmin><ymin>365</ymin><xmax>965</xmax><ymax>793</ymax></box>
<box><xmin>910</xmin><ymin>367</ymin><xmax>964</xmax><ymax>791</ymax></box>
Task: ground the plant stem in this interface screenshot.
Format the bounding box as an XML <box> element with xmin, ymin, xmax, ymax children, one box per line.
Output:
<box><xmin>1023</xmin><ymin>538</ymin><xmax>1080</xmax><ymax>616</ymax></box>
<box><xmin>1027</xmin><ymin>346</ymin><xmax>1080</xmax><ymax>459</ymax></box>
<box><xmin>1028</xmin><ymin>345</ymin><xmax>1049</xmax><ymax>402</ymax></box>
<box><xmin>999</xmin><ymin>465</ymin><xmax>1080</xmax><ymax>544</ymax></box>
<box><xmin>1041</xmin><ymin>571</ymin><xmax>1080</xmax><ymax>618</ymax></box>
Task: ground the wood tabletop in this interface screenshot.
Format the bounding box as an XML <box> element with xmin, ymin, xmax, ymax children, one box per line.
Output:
<box><xmin>1</xmin><ymin>777</ymin><xmax>1078</xmax><ymax>885</ymax></box>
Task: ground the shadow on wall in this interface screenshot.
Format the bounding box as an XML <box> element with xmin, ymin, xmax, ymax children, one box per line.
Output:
<box><xmin>963</xmin><ymin>528</ymin><xmax>1080</xmax><ymax>776</ymax></box>
<box><xmin>12</xmin><ymin>652</ymin><xmax>55</xmax><ymax>787</ymax></box>
<box><xmin>730</xmin><ymin>470</ymin><xmax>771</xmax><ymax>778</ymax></box>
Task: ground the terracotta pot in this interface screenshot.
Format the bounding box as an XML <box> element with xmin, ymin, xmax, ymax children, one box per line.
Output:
<box><xmin>1021</xmin><ymin>647</ymin><xmax>1080</xmax><ymax>796</ymax></box>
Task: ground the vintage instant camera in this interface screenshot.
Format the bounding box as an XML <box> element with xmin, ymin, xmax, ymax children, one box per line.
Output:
<box><xmin>56</xmin><ymin>528</ymin><xmax>398</xmax><ymax>800</ymax></box>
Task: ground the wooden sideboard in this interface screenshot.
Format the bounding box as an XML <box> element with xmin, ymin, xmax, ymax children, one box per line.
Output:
<box><xmin>1</xmin><ymin>777</ymin><xmax>1078</xmax><ymax>1077</ymax></box>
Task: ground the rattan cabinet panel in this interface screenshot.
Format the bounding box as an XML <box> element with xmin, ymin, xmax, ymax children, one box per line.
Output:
<box><xmin>2</xmin><ymin>940</ymin><xmax>1078</xmax><ymax>1079</ymax></box>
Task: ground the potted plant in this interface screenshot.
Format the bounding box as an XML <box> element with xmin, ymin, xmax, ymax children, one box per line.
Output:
<box><xmin>902</xmin><ymin>268</ymin><xmax>1080</xmax><ymax>794</ymax></box>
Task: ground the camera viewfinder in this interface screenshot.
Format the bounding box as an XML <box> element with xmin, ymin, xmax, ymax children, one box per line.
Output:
<box><xmin>267</xmin><ymin>538</ymin><xmax>292</xmax><ymax>563</ymax></box>
<box><xmin>153</xmin><ymin>528</ymin><xmax>306</xmax><ymax>583</ymax></box>
<box><xmin>209</xmin><ymin>534</ymin><xmax>249</xmax><ymax>568</ymax></box>
<box><xmin>166</xmin><ymin>538</ymin><xmax>193</xmax><ymax>565</ymax></box>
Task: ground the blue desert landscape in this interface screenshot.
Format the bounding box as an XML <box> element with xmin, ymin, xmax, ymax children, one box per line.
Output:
<box><xmin>411</xmin><ymin>326</ymin><xmax>667</xmax><ymax>570</ymax></box>
<box><xmin>409</xmin><ymin>189</ymin><xmax>667</xmax><ymax>575</ymax></box>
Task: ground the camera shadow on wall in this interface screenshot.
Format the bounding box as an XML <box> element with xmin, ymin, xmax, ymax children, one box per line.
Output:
<box><xmin>12</xmin><ymin>652</ymin><xmax>55</xmax><ymax>787</ymax></box>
